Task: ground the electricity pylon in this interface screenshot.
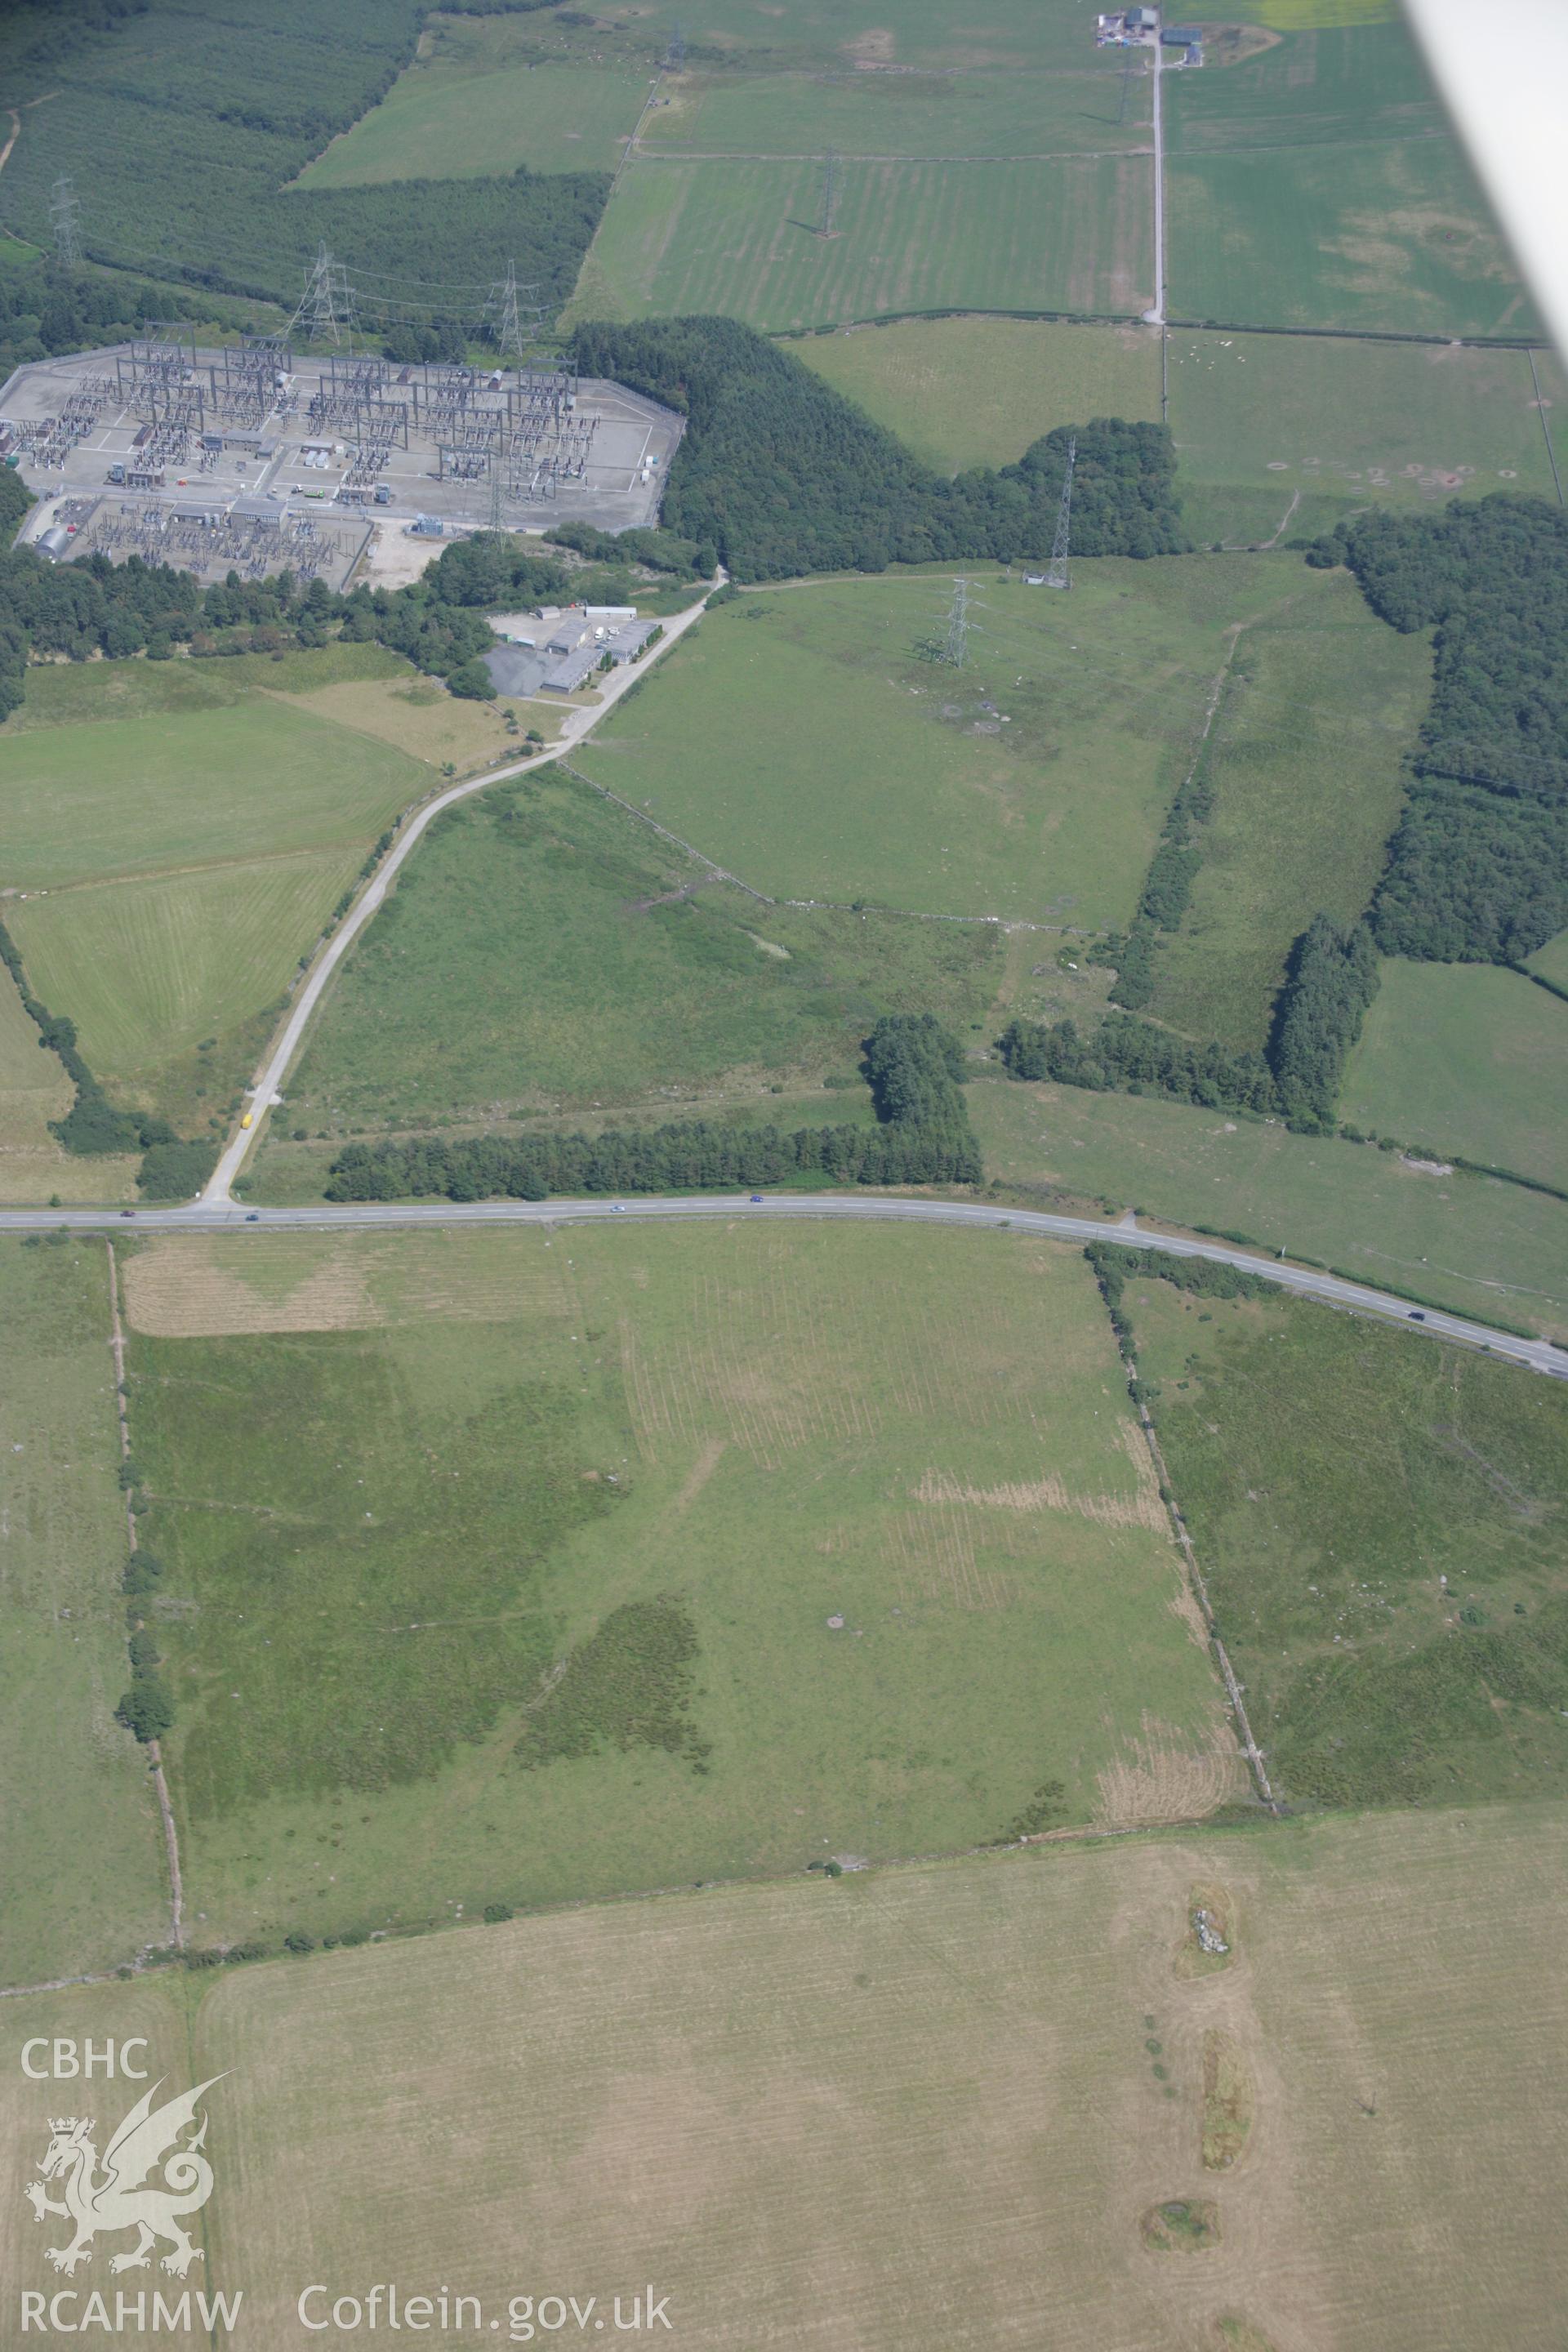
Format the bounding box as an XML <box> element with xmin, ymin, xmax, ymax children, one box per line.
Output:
<box><xmin>485</xmin><ymin>259</ymin><xmax>544</xmax><ymax>361</ymax></box>
<box><xmin>1044</xmin><ymin>435</ymin><xmax>1076</xmax><ymax>590</ymax></box>
<box><xmin>290</xmin><ymin>243</ymin><xmax>358</xmax><ymax>350</ymax></box>
<box><xmin>942</xmin><ymin>576</ymin><xmax>973</xmax><ymax>666</ymax></box>
<box><xmin>50</xmin><ymin>175</ymin><xmax>82</xmax><ymax>267</ymax></box>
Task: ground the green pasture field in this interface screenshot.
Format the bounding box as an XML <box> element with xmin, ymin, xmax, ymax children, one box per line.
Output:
<box><xmin>1174</xmin><ymin>483</ymin><xmax>1365</xmax><ymax>553</ymax></box>
<box><xmin>564</xmin><ymin>152</ymin><xmax>1152</xmax><ymax>332</ymax></box>
<box><xmin>572</xmin><ymin>559</ymin><xmax>1307</xmax><ymax>935</ymax></box>
<box><xmin>0</xmin><ymin>1242</ymin><xmax>169</xmax><ymax>1984</ymax></box>
<box><xmin>1164</xmin><ymin>21</ymin><xmax>1539</xmax><ymax>339</ymax></box>
<box><xmin>969</xmin><ymin>1073</ymin><xmax>1568</xmax><ymax>1340</ymax></box>
<box><xmin>1168</xmin><ymin>333</ymin><xmax>1563</xmax><ymax>541</ymax></box>
<box><xmin>8</xmin><ymin>849</ymin><xmax>363</xmax><ymax>1137</ymax></box>
<box><xmin>795</xmin><ymin>317</ymin><xmax>1162</xmax><ymax>473</ymax></box>
<box><xmin>1165</xmin><ymin>19</ymin><xmax>1446</xmax><ymax>155</ymax></box>
<box><xmin>639</xmin><ymin>60</ymin><xmax>1149</xmax><ymax>157</ymax></box>
<box><xmin>274</xmin><ymin>763</ymin><xmax>999</xmax><ymax>1136</ymax></box>
<box><xmin>0</xmin><ymin>690</ymin><xmax>422</xmax><ymax>891</ymax></box>
<box><xmin>1251</xmin><ymin>0</ymin><xmax>1398</xmax><ymax>22</ymax></box>
<box><xmin>1529</xmin><ymin>929</ymin><xmax>1568</xmax><ymax>990</ymax></box>
<box><xmin>0</xmin><ymin>653</ymin><xmax>443</xmax><ymax>1139</ymax></box>
<box><xmin>0</xmin><ymin>641</ymin><xmax>409</xmax><ymax>736</ymax></box>
<box><xmin>1165</xmin><ymin>135</ymin><xmax>1542</xmax><ymax>340</ymax></box>
<box><xmin>300</xmin><ymin>61</ymin><xmax>649</xmax><ymax>185</ymax></box>
<box><xmin>1341</xmin><ymin>960</ymin><xmax>1568</xmax><ymax>1188</ymax></box>
<box><xmin>1134</xmin><ymin>1278</ymin><xmax>1568</xmax><ymax>1811</ymax></box>
<box><xmin>11</xmin><ymin>1802</ymin><xmax>1567</xmax><ymax>2351</ymax></box>
<box><xmin>1141</xmin><ymin>570</ymin><xmax>1432</xmax><ymax>1050</ymax></box>
<box><xmin>122</xmin><ymin>1220</ymin><xmax>1227</xmax><ymax>1944</ymax></box>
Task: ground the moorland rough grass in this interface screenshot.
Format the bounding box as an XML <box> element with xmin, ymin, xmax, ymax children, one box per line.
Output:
<box><xmin>0</xmin><ymin>1241</ymin><xmax>168</xmax><ymax>1982</ymax></box>
<box><xmin>278</xmin><ymin>762</ymin><xmax>1000</xmax><ymax>1135</ymax></box>
<box><xmin>1139</xmin><ymin>572</ymin><xmax>1433</xmax><ymax>1050</ymax></box>
<box><xmin>572</xmin><ymin>559</ymin><xmax>1307</xmax><ymax>933</ymax></box>
<box><xmin>1340</xmin><ymin>958</ymin><xmax>1568</xmax><ymax>1187</ymax></box>
<box><xmin>1134</xmin><ymin>1280</ymin><xmax>1568</xmax><ymax>1808</ymax></box>
<box><xmin>967</xmin><ymin>1071</ymin><xmax>1568</xmax><ymax>1339</ymax></box>
<box><xmin>125</xmin><ymin>1221</ymin><xmax>1226</xmax><ymax>1942</ymax></box>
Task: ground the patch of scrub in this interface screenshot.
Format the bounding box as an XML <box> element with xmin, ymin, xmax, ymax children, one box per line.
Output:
<box><xmin>1140</xmin><ymin>2198</ymin><xmax>1221</xmax><ymax>2253</ymax></box>
<box><xmin>1200</xmin><ymin>2029</ymin><xmax>1254</xmax><ymax>2171</ymax></box>
<box><xmin>1176</xmin><ymin>1880</ymin><xmax>1236</xmax><ymax>1978</ymax></box>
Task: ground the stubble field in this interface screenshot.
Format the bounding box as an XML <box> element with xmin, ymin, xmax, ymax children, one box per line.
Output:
<box><xmin>7</xmin><ymin>1802</ymin><xmax>1568</xmax><ymax>2350</ymax></box>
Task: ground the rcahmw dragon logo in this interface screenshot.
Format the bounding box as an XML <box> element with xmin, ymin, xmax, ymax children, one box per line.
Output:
<box><xmin>24</xmin><ymin>2076</ymin><xmax>225</xmax><ymax>2278</ymax></box>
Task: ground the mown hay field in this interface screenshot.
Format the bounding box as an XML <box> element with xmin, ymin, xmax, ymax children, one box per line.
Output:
<box><xmin>7</xmin><ymin>849</ymin><xmax>363</xmax><ymax>1136</ymax></box>
<box><xmin>796</xmin><ymin>316</ymin><xmax>1162</xmax><ymax>473</ymax></box>
<box><xmin>564</xmin><ymin>152</ymin><xmax>1152</xmax><ymax>332</ymax></box>
<box><xmin>0</xmin><ymin>681</ymin><xmax>423</xmax><ymax>893</ymax></box>
<box><xmin>7</xmin><ymin>1802</ymin><xmax>1566</xmax><ymax>2350</ymax></box>
<box><xmin>1341</xmin><ymin>959</ymin><xmax>1568</xmax><ymax>1188</ymax></box>
<box><xmin>123</xmin><ymin>1221</ymin><xmax>1232</xmax><ymax>1946</ymax></box>
<box><xmin>276</xmin><ymin>761</ymin><xmax>1000</xmax><ymax>1136</ymax></box>
<box><xmin>1133</xmin><ymin>1278</ymin><xmax>1568</xmax><ymax>1811</ymax></box>
<box><xmin>1140</xmin><ymin>571</ymin><xmax>1433</xmax><ymax>1050</ymax></box>
<box><xmin>968</xmin><ymin>1072</ymin><xmax>1568</xmax><ymax>1342</ymax></box>
<box><xmin>573</xmin><ymin>558</ymin><xmax>1311</xmax><ymax>937</ymax></box>
<box><xmin>0</xmin><ymin>1241</ymin><xmax>170</xmax><ymax>1984</ymax></box>
<box><xmin>300</xmin><ymin>60</ymin><xmax>650</xmax><ymax>184</ymax></box>
<box><xmin>1168</xmin><ymin>332</ymin><xmax>1561</xmax><ymax>546</ymax></box>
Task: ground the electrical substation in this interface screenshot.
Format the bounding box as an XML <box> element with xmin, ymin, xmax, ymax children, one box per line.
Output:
<box><xmin>0</xmin><ymin>323</ymin><xmax>684</xmax><ymax>592</ymax></box>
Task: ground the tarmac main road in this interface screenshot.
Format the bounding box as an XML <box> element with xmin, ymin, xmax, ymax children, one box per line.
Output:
<box><xmin>115</xmin><ymin>568</ymin><xmax>1560</xmax><ymax>1387</ymax></box>
<box><xmin>6</xmin><ymin>1192</ymin><xmax>1564</xmax><ymax>1379</ymax></box>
